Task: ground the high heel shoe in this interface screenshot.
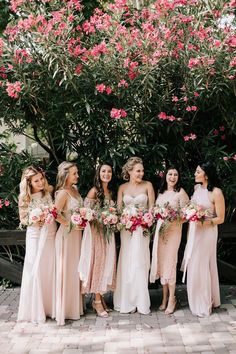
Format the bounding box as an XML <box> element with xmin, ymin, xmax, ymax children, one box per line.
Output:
<box><xmin>159</xmin><ymin>299</ymin><xmax>168</xmax><ymax>311</ymax></box>
<box><xmin>92</xmin><ymin>300</ymin><xmax>108</xmax><ymax>318</ymax></box>
<box><xmin>165</xmin><ymin>297</ymin><xmax>176</xmax><ymax>315</ymax></box>
<box><xmin>101</xmin><ymin>296</ymin><xmax>111</xmax><ymax>312</ymax></box>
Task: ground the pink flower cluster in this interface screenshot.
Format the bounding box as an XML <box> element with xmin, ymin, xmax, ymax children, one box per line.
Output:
<box><xmin>28</xmin><ymin>205</ymin><xmax>57</xmax><ymax>225</ymax></box>
<box><xmin>6</xmin><ymin>81</ymin><xmax>22</xmax><ymax>99</ymax></box>
<box><xmin>110</xmin><ymin>108</ymin><xmax>127</xmax><ymax>119</ymax></box>
<box><xmin>0</xmin><ymin>199</ymin><xmax>10</xmax><ymax>209</ymax></box>
<box><xmin>96</xmin><ymin>83</ymin><xmax>112</xmax><ymax>94</ymax></box>
<box><xmin>119</xmin><ymin>206</ymin><xmax>154</xmax><ymax>234</ymax></box>
<box><xmin>223</xmin><ymin>154</ymin><xmax>236</xmax><ymax>161</ymax></box>
<box><xmin>182</xmin><ymin>202</ymin><xmax>209</xmax><ymax>222</ymax></box>
<box><xmin>71</xmin><ymin>207</ymin><xmax>95</xmax><ymax>229</ymax></box>
<box><xmin>183</xmin><ymin>133</ymin><xmax>197</xmax><ymax>141</ymax></box>
<box><xmin>153</xmin><ymin>203</ymin><xmax>180</xmax><ymax>222</ymax></box>
<box><xmin>100</xmin><ymin>206</ymin><xmax>118</xmax><ymax>226</ymax></box>
<box><xmin>158</xmin><ymin>112</ymin><xmax>176</xmax><ymax>122</ymax></box>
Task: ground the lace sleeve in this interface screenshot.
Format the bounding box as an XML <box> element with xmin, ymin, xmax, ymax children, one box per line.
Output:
<box><xmin>18</xmin><ymin>197</ymin><xmax>29</xmax><ymax>225</ymax></box>
<box><xmin>84</xmin><ymin>197</ymin><xmax>97</xmax><ymax>208</ymax></box>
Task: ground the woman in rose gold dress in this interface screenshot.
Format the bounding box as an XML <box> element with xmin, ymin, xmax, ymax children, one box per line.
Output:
<box><xmin>78</xmin><ymin>163</ymin><xmax>116</xmax><ymax>318</ymax></box>
<box><xmin>182</xmin><ymin>162</ymin><xmax>225</xmax><ymax>317</ymax></box>
<box><xmin>18</xmin><ymin>166</ymin><xmax>56</xmax><ymax>323</ymax></box>
<box><xmin>150</xmin><ymin>166</ymin><xmax>189</xmax><ymax>314</ymax></box>
<box><xmin>54</xmin><ymin>162</ymin><xmax>83</xmax><ymax>325</ymax></box>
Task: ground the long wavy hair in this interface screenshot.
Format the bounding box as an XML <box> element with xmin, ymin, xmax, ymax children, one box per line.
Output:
<box><xmin>121</xmin><ymin>157</ymin><xmax>143</xmax><ymax>181</ymax></box>
<box><xmin>94</xmin><ymin>163</ymin><xmax>115</xmax><ymax>206</ymax></box>
<box><xmin>55</xmin><ymin>161</ymin><xmax>77</xmax><ymax>191</ymax></box>
<box><xmin>19</xmin><ymin>166</ymin><xmax>50</xmax><ymax>204</ymax></box>
<box><xmin>159</xmin><ymin>166</ymin><xmax>182</xmax><ymax>194</ymax></box>
<box><xmin>198</xmin><ymin>161</ymin><xmax>219</xmax><ymax>191</ymax></box>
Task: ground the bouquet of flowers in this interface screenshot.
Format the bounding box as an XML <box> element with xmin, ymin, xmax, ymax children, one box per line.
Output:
<box><xmin>153</xmin><ymin>202</ymin><xmax>181</xmax><ymax>238</ymax></box>
<box><xmin>70</xmin><ymin>207</ymin><xmax>96</xmax><ymax>230</ymax></box>
<box><xmin>119</xmin><ymin>204</ymin><xmax>154</xmax><ymax>237</ymax></box>
<box><xmin>182</xmin><ymin>202</ymin><xmax>209</xmax><ymax>223</ymax></box>
<box><xmin>95</xmin><ymin>202</ymin><xmax>119</xmax><ymax>242</ymax></box>
<box><xmin>28</xmin><ymin>205</ymin><xmax>58</xmax><ymax>226</ymax></box>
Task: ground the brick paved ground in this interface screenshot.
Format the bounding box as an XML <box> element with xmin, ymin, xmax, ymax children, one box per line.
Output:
<box><xmin>0</xmin><ymin>285</ymin><xmax>236</xmax><ymax>354</ymax></box>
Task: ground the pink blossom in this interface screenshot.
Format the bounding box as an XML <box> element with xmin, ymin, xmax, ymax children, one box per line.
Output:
<box><xmin>6</xmin><ymin>81</ymin><xmax>22</xmax><ymax>99</ymax></box>
<box><xmin>105</xmin><ymin>87</ymin><xmax>112</xmax><ymax>95</ymax></box>
<box><xmin>223</xmin><ymin>157</ymin><xmax>229</xmax><ymax>161</ymax></box>
<box><xmin>228</xmin><ymin>75</ymin><xmax>235</xmax><ymax>80</ymax></box>
<box><xmin>118</xmin><ymin>79</ymin><xmax>128</xmax><ymax>88</ymax></box>
<box><xmin>219</xmin><ymin>126</ymin><xmax>225</xmax><ymax>132</ymax></box>
<box><xmin>184</xmin><ymin>133</ymin><xmax>197</xmax><ymax>141</ymax></box>
<box><xmin>221</xmin><ymin>135</ymin><xmax>226</xmax><ymax>140</ymax></box>
<box><xmin>233</xmin><ymin>154</ymin><xmax>236</xmax><ymax>160</ymax></box>
<box><xmin>194</xmin><ymin>92</ymin><xmax>200</xmax><ymax>97</ymax></box>
<box><xmin>4</xmin><ymin>200</ymin><xmax>10</xmax><ymax>207</ymax></box>
<box><xmin>188</xmin><ymin>58</ymin><xmax>201</xmax><ymax>68</ymax></box>
<box><xmin>229</xmin><ymin>57</ymin><xmax>236</xmax><ymax>67</ymax></box>
<box><xmin>213</xmin><ymin>129</ymin><xmax>219</xmax><ymax>136</ymax></box>
<box><xmin>158</xmin><ymin>112</ymin><xmax>167</xmax><ymax>120</ymax></box>
<box><xmin>115</xmin><ymin>42</ymin><xmax>124</xmax><ymax>52</ymax></box>
<box><xmin>183</xmin><ymin>136</ymin><xmax>190</xmax><ymax>141</ymax></box>
<box><xmin>172</xmin><ymin>96</ymin><xmax>179</xmax><ymax>102</ymax></box>
<box><xmin>186</xmin><ymin>106</ymin><xmax>192</xmax><ymax>111</ymax></box>
<box><xmin>75</xmin><ymin>64</ymin><xmax>82</xmax><ymax>75</ymax></box>
<box><xmin>110</xmin><ymin>108</ymin><xmax>127</xmax><ymax>119</ymax></box>
<box><xmin>183</xmin><ymin>96</ymin><xmax>188</xmax><ymax>102</ymax></box>
<box><xmin>96</xmin><ymin>84</ymin><xmax>106</xmax><ymax>93</ymax></box>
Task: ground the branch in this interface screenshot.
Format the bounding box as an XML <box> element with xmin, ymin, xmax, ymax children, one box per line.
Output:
<box><xmin>32</xmin><ymin>124</ymin><xmax>59</xmax><ymax>164</ymax></box>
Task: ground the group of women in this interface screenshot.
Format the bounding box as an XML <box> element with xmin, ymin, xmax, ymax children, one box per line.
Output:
<box><xmin>17</xmin><ymin>156</ymin><xmax>225</xmax><ymax>325</ymax></box>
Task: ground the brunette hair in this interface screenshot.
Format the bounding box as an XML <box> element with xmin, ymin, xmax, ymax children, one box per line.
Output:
<box><xmin>159</xmin><ymin>166</ymin><xmax>182</xmax><ymax>194</ymax></box>
<box><xmin>198</xmin><ymin>161</ymin><xmax>219</xmax><ymax>191</ymax></box>
<box><xmin>55</xmin><ymin>161</ymin><xmax>77</xmax><ymax>191</ymax></box>
<box><xmin>121</xmin><ymin>157</ymin><xmax>143</xmax><ymax>181</ymax></box>
<box><xmin>94</xmin><ymin>162</ymin><xmax>114</xmax><ymax>206</ymax></box>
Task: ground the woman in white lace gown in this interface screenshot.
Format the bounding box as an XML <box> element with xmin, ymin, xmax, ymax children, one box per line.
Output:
<box><xmin>18</xmin><ymin>166</ymin><xmax>57</xmax><ymax>323</ymax></box>
<box><xmin>78</xmin><ymin>163</ymin><xmax>116</xmax><ymax>318</ymax></box>
<box><xmin>114</xmin><ymin>157</ymin><xmax>155</xmax><ymax>314</ymax></box>
<box><xmin>54</xmin><ymin>162</ymin><xmax>83</xmax><ymax>325</ymax></box>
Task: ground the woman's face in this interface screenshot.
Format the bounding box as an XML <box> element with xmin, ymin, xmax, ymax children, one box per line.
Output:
<box><xmin>30</xmin><ymin>173</ymin><xmax>45</xmax><ymax>193</ymax></box>
<box><xmin>166</xmin><ymin>169</ymin><xmax>179</xmax><ymax>189</ymax></box>
<box><xmin>194</xmin><ymin>165</ymin><xmax>207</xmax><ymax>183</ymax></box>
<box><xmin>100</xmin><ymin>165</ymin><xmax>112</xmax><ymax>183</ymax></box>
<box><xmin>66</xmin><ymin>166</ymin><xmax>79</xmax><ymax>186</ymax></box>
<box><xmin>129</xmin><ymin>163</ymin><xmax>144</xmax><ymax>183</ymax></box>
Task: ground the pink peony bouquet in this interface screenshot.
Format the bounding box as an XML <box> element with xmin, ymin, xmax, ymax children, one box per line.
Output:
<box><xmin>119</xmin><ymin>205</ymin><xmax>154</xmax><ymax>236</ymax></box>
<box><xmin>153</xmin><ymin>202</ymin><xmax>180</xmax><ymax>222</ymax></box>
<box><xmin>70</xmin><ymin>207</ymin><xmax>96</xmax><ymax>229</ymax></box>
<box><xmin>95</xmin><ymin>202</ymin><xmax>119</xmax><ymax>242</ymax></box>
<box><xmin>29</xmin><ymin>205</ymin><xmax>57</xmax><ymax>225</ymax></box>
<box><xmin>182</xmin><ymin>202</ymin><xmax>209</xmax><ymax>222</ymax></box>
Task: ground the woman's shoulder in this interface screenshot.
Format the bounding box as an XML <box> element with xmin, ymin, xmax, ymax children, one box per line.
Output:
<box><xmin>87</xmin><ymin>186</ymin><xmax>97</xmax><ymax>199</ymax></box>
<box><xmin>212</xmin><ymin>187</ymin><xmax>223</xmax><ymax>197</ymax></box>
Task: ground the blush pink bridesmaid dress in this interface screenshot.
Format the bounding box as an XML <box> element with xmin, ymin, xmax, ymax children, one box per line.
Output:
<box><xmin>184</xmin><ymin>184</ymin><xmax>221</xmax><ymax>317</ymax></box>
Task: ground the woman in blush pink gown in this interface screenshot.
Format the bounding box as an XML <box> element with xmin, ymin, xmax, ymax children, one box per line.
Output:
<box><xmin>150</xmin><ymin>166</ymin><xmax>189</xmax><ymax>314</ymax></box>
<box><xmin>182</xmin><ymin>162</ymin><xmax>225</xmax><ymax>317</ymax></box>
<box><xmin>78</xmin><ymin>163</ymin><xmax>116</xmax><ymax>318</ymax></box>
<box><xmin>54</xmin><ymin>162</ymin><xmax>83</xmax><ymax>325</ymax></box>
<box><xmin>17</xmin><ymin>166</ymin><xmax>56</xmax><ymax>323</ymax></box>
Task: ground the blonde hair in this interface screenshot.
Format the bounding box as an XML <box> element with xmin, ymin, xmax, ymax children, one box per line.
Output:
<box><xmin>19</xmin><ymin>166</ymin><xmax>50</xmax><ymax>205</ymax></box>
<box><xmin>55</xmin><ymin>161</ymin><xmax>77</xmax><ymax>191</ymax></box>
<box><xmin>122</xmin><ymin>157</ymin><xmax>143</xmax><ymax>181</ymax></box>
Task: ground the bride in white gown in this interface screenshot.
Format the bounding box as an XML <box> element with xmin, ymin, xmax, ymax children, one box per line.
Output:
<box><xmin>113</xmin><ymin>157</ymin><xmax>155</xmax><ymax>314</ymax></box>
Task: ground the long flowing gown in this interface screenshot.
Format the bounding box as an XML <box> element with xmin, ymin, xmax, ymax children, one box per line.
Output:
<box><xmin>183</xmin><ymin>184</ymin><xmax>221</xmax><ymax>317</ymax></box>
<box><xmin>54</xmin><ymin>192</ymin><xmax>83</xmax><ymax>325</ymax></box>
<box><xmin>79</xmin><ymin>198</ymin><xmax>116</xmax><ymax>294</ymax></box>
<box><xmin>150</xmin><ymin>188</ymin><xmax>189</xmax><ymax>285</ymax></box>
<box><xmin>17</xmin><ymin>192</ymin><xmax>57</xmax><ymax>323</ymax></box>
<box><xmin>113</xmin><ymin>194</ymin><xmax>150</xmax><ymax>314</ymax></box>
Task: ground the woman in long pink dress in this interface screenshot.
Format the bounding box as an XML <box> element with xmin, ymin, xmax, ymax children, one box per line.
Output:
<box><xmin>54</xmin><ymin>162</ymin><xmax>83</xmax><ymax>325</ymax></box>
<box><xmin>150</xmin><ymin>166</ymin><xmax>189</xmax><ymax>314</ymax></box>
<box><xmin>18</xmin><ymin>166</ymin><xmax>56</xmax><ymax>323</ymax></box>
<box><xmin>182</xmin><ymin>162</ymin><xmax>225</xmax><ymax>317</ymax></box>
<box><xmin>78</xmin><ymin>163</ymin><xmax>116</xmax><ymax>318</ymax></box>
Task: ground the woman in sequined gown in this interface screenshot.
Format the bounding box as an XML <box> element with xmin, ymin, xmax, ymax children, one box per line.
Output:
<box><xmin>78</xmin><ymin>163</ymin><xmax>116</xmax><ymax>318</ymax></box>
<box><xmin>150</xmin><ymin>167</ymin><xmax>189</xmax><ymax>314</ymax></box>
